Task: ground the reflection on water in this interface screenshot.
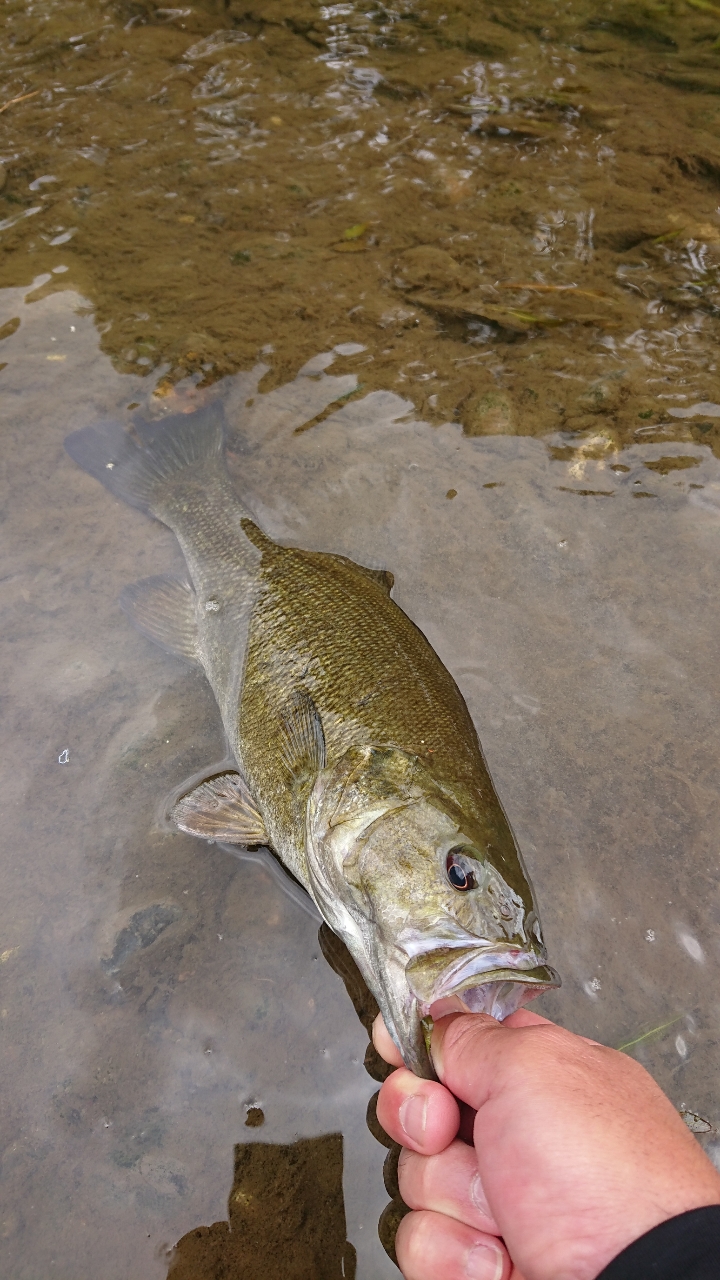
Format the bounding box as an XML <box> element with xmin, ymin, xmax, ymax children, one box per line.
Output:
<box><xmin>3</xmin><ymin>0</ymin><xmax>720</xmax><ymax>1274</ymax></box>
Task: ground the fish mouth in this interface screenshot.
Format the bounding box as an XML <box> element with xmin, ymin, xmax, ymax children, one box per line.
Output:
<box><xmin>405</xmin><ymin>945</ymin><xmax>561</xmax><ymax>1021</ymax></box>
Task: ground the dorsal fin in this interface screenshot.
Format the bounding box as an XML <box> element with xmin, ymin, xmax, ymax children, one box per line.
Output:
<box><xmin>236</xmin><ymin>522</ymin><xmax>394</xmax><ymax>597</ymax></box>
<box><xmin>353</xmin><ymin>564</ymin><xmax>394</xmax><ymax>594</ymax></box>
<box><xmin>240</xmin><ymin>517</ymin><xmax>277</xmax><ymax>554</ymax></box>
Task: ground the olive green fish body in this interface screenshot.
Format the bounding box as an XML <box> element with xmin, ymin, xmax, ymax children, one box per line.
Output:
<box><xmin>237</xmin><ymin>528</ymin><xmax>513</xmax><ymax>885</ymax></box>
<box><xmin>65</xmin><ymin>405</ymin><xmax>560</xmax><ymax>1076</ymax></box>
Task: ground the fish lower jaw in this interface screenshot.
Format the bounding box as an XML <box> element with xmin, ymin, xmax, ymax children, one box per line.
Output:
<box><xmin>418</xmin><ymin>972</ymin><xmax>555</xmax><ymax>1022</ymax></box>
<box><xmin>408</xmin><ymin>951</ymin><xmax>562</xmax><ymax>1023</ymax></box>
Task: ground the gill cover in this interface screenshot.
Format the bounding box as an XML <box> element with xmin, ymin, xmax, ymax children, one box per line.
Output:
<box><xmin>305</xmin><ymin>746</ymin><xmax>559</xmax><ymax>1078</ymax></box>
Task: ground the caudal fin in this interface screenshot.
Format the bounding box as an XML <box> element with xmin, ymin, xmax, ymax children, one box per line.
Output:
<box><xmin>64</xmin><ymin>402</ymin><xmax>226</xmax><ymax>517</ymax></box>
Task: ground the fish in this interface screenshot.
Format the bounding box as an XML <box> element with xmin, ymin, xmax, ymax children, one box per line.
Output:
<box><xmin>65</xmin><ymin>402</ymin><xmax>560</xmax><ymax>1077</ymax></box>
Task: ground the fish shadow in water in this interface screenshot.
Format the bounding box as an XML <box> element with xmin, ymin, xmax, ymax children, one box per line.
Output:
<box><xmin>165</xmin><ymin>926</ymin><xmax>408</xmax><ymax>1276</ymax></box>
<box><xmin>167</xmin><ymin>1132</ymin><xmax>356</xmax><ymax>1280</ymax></box>
<box><xmin>319</xmin><ymin>924</ymin><xmax>410</xmax><ymax>1267</ymax></box>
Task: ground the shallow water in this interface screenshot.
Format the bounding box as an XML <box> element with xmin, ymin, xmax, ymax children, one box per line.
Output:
<box><xmin>2</xmin><ymin>2</ymin><xmax>720</xmax><ymax>1276</ymax></box>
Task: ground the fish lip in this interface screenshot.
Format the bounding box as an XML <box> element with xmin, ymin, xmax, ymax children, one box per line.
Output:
<box><xmin>405</xmin><ymin>944</ymin><xmax>561</xmax><ymax>1010</ymax></box>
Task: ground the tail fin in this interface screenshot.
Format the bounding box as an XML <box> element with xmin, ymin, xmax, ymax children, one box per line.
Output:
<box><xmin>64</xmin><ymin>402</ymin><xmax>226</xmax><ymax>517</ymax></box>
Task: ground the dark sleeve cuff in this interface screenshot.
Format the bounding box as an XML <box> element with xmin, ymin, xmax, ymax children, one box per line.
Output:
<box><xmin>596</xmin><ymin>1205</ymin><xmax>720</xmax><ymax>1280</ymax></box>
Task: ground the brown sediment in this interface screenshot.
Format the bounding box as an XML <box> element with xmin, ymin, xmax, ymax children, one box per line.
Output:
<box><xmin>3</xmin><ymin>270</ymin><xmax>720</xmax><ymax>1276</ymax></box>
<box><xmin>644</xmin><ymin>455</ymin><xmax>702</xmax><ymax>473</ymax></box>
<box><xmin>3</xmin><ymin>0</ymin><xmax>720</xmax><ymax>453</ymax></box>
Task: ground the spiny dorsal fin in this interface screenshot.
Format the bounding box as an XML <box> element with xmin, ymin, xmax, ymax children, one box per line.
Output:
<box><xmin>353</xmin><ymin>564</ymin><xmax>394</xmax><ymax>594</ymax></box>
<box><xmin>240</xmin><ymin>517</ymin><xmax>276</xmax><ymax>554</ymax></box>
<box><xmin>170</xmin><ymin>772</ymin><xmax>268</xmax><ymax>845</ymax></box>
<box><xmin>119</xmin><ymin>576</ymin><xmax>199</xmax><ymax>662</ymax></box>
<box><xmin>280</xmin><ymin>689</ymin><xmax>326</xmax><ymax>780</ymax></box>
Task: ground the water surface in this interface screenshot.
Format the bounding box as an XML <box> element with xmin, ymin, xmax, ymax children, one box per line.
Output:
<box><xmin>2</xmin><ymin>2</ymin><xmax>720</xmax><ymax>1276</ymax></box>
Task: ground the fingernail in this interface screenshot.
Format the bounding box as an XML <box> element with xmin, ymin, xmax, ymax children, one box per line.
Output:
<box><xmin>469</xmin><ymin>1172</ymin><xmax>492</xmax><ymax>1218</ymax></box>
<box><xmin>465</xmin><ymin>1242</ymin><xmax>504</xmax><ymax>1280</ymax></box>
<box><xmin>398</xmin><ymin>1093</ymin><xmax>428</xmax><ymax>1144</ymax></box>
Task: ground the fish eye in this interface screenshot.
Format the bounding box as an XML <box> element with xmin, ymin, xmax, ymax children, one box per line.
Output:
<box><xmin>446</xmin><ymin>847</ymin><xmax>478</xmax><ymax>892</ymax></box>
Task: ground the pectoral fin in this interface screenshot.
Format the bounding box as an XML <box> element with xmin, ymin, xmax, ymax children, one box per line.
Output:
<box><xmin>280</xmin><ymin>689</ymin><xmax>326</xmax><ymax>780</ymax></box>
<box><xmin>120</xmin><ymin>576</ymin><xmax>199</xmax><ymax>662</ymax></box>
<box><xmin>170</xmin><ymin>772</ymin><xmax>268</xmax><ymax>845</ymax></box>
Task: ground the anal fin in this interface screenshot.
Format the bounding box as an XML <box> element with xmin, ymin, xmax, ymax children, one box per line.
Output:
<box><xmin>120</xmin><ymin>576</ymin><xmax>199</xmax><ymax>662</ymax></box>
<box><xmin>171</xmin><ymin>771</ymin><xmax>268</xmax><ymax>845</ymax></box>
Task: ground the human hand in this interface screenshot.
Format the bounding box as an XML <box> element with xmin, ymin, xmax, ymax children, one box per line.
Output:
<box><xmin>374</xmin><ymin>1004</ymin><xmax>720</xmax><ymax>1280</ymax></box>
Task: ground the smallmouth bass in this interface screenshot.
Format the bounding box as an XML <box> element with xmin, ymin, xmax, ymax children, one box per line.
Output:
<box><xmin>66</xmin><ymin>403</ymin><xmax>559</xmax><ymax>1077</ymax></box>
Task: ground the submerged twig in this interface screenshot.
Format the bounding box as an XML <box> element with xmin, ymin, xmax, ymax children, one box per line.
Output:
<box><xmin>617</xmin><ymin>1016</ymin><xmax>682</xmax><ymax>1053</ymax></box>
<box><xmin>651</xmin><ymin>228</ymin><xmax>685</xmax><ymax>245</ymax></box>
<box><xmin>500</xmin><ymin>283</ymin><xmax>611</xmax><ymax>300</ymax></box>
<box><xmin>0</xmin><ymin>89</ymin><xmax>40</xmax><ymax>115</ymax></box>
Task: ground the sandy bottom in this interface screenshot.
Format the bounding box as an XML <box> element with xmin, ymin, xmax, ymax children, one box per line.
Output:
<box><xmin>3</xmin><ymin>1</ymin><xmax>720</xmax><ymax>1273</ymax></box>
<box><xmin>1</xmin><ymin>285</ymin><xmax>719</xmax><ymax>1277</ymax></box>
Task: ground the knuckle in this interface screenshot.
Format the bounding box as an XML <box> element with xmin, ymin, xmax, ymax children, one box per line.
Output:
<box><xmin>446</xmin><ymin>1012</ymin><xmax>494</xmax><ymax>1059</ymax></box>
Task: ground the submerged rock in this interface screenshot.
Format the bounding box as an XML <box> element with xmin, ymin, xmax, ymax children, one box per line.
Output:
<box><xmin>396</xmin><ymin>246</ymin><xmax>463</xmax><ymax>291</ymax></box>
<box><xmin>576</xmin><ymin>378</ymin><xmax>624</xmax><ymax>415</ymax></box>
<box><xmin>101</xmin><ymin>903</ymin><xmax>181</xmax><ymax>975</ymax></box>
<box><xmin>461</xmin><ymin>390</ymin><xmax>516</xmax><ymax>436</ymax></box>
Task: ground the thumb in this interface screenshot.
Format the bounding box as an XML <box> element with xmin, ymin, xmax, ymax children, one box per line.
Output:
<box><xmin>430</xmin><ymin>1009</ymin><xmax>510</xmax><ymax>1111</ymax></box>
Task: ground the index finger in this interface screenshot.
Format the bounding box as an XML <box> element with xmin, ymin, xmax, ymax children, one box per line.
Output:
<box><xmin>376</xmin><ymin>1067</ymin><xmax>461</xmax><ymax>1155</ymax></box>
<box><xmin>372</xmin><ymin>1012</ymin><xmax>405</xmax><ymax>1067</ymax></box>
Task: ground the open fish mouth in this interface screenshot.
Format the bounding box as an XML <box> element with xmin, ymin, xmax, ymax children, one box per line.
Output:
<box><xmin>405</xmin><ymin>945</ymin><xmax>561</xmax><ymax>1021</ymax></box>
